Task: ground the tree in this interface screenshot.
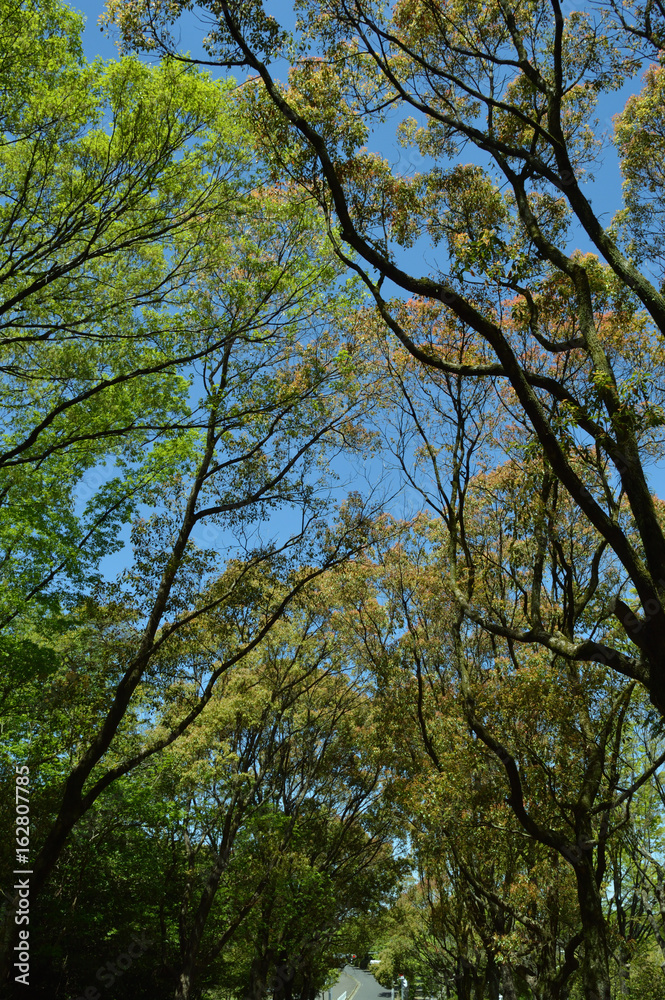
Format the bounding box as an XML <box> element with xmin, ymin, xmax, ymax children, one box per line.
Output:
<box><xmin>105</xmin><ymin>0</ymin><xmax>665</xmax><ymax>724</ymax></box>
<box><xmin>317</xmin><ymin>505</ymin><xmax>665</xmax><ymax>1000</ymax></box>
<box><xmin>603</xmin><ymin>710</ymin><xmax>665</xmax><ymax>997</ymax></box>
<box><xmin>0</xmin><ymin>0</ymin><xmax>252</xmax><ymax>635</ymax></box>
<box><xmin>16</xmin><ymin>601</ymin><xmax>403</xmax><ymax>1000</ymax></box>
<box><xmin>1</xmin><ymin>303</ymin><xmax>380</xmax><ymax>982</ymax></box>
<box><xmin>0</xmin><ymin>4</ymin><xmax>391</xmax><ymax>988</ymax></box>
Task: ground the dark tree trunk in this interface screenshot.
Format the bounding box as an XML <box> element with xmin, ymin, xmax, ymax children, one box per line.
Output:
<box><xmin>575</xmin><ymin>860</ymin><xmax>612</xmax><ymax>1000</ymax></box>
<box><xmin>455</xmin><ymin>958</ymin><xmax>473</xmax><ymax>1000</ymax></box>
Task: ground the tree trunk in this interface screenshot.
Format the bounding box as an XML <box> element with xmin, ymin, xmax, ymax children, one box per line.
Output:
<box><xmin>484</xmin><ymin>955</ymin><xmax>501</xmax><ymax>1000</ymax></box>
<box><xmin>172</xmin><ymin>867</ymin><xmax>222</xmax><ymax>999</ymax></box>
<box><xmin>249</xmin><ymin>952</ymin><xmax>272</xmax><ymax>1000</ymax></box>
<box><xmin>500</xmin><ymin>962</ymin><xmax>519</xmax><ymax>1000</ymax></box>
<box><xmin>615</xmin><ymin>942</ymin><xmax>630</xmax><ymax>998</ymax></box>
<box><xmin>455</xmin><ymin>958</ymin><xmax>473</xmax><ymax>1000</ymax></box>
<box><xmin>175</xmin><ymin>966</ymin><xmax>193</xmax><ymax>1000</ymax></box>
<box><xmin>575</xmin><ymin>860</ymin><xmax>612</xmax><ymax>1000</ymax></box>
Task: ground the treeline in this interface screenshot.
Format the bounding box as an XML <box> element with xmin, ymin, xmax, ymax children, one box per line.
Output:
<box><xmin>3</xmin><ymin>0</ymin><xmax>665</xmax><ymax>999</ymax></box>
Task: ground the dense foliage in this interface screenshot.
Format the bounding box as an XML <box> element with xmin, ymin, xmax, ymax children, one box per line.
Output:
<box><xmin>2</xmin><ymin>0</ymin><xmax>665</xmax><ymax>998</ymax></box>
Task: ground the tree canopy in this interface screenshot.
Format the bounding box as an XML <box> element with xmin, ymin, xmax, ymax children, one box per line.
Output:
<box><xmin>106</xmin><ymin>0</ymin><xmax>665</xmax><ymax>718</ymax></box>
<box><xmin>3</xmin><ymin>0</ymin><xmax>665</xmax><ymax>999</ymax></box>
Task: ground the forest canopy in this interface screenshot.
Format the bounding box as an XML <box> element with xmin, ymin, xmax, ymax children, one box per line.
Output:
<box><xmin>2</xmin><ymin>0</ymin><xmax>665</xmax><ymax>999</ymax></box>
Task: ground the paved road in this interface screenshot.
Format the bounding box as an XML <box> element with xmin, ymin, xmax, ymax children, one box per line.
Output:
<box><xmin>329</xmin><ymin>966</ymin><xmax>392</xmax><ymax>1000</ymax></box>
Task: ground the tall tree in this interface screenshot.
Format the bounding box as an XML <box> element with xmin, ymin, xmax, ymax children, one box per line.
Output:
<box><xmin>16</xmin><ymin>601</ymin><xmax>403</xmax><ymax>1000</ymax></box>
<box><xmin>0</xmin><ymin>0</ymin><xmax>249</xmax><ymax>643</ymax></box>
<box><xmin>319</xmin><ymin>505</ymin><xmax>665</xmax><ymax>1000</ymax></box>
<box><xmin>0</xmin><ymin>3</ymin><xmax>388</xmax><ymax>988</ymax></box>
<box><xmin>106</xmin><ymin>0</ymin><xmax>665</xmax><ymax>720</ymax></box>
